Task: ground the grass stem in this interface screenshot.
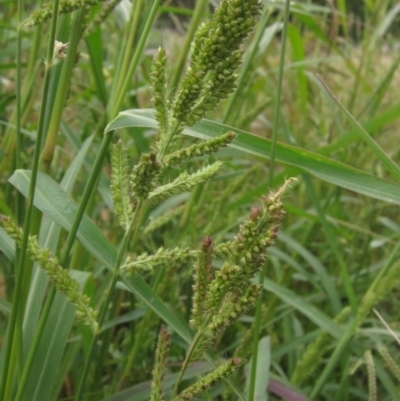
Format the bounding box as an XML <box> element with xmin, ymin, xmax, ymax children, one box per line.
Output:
<box><xmin>0</xmin><ymin>1</ymin><xmax>61</xmax><ymax>398</ymax></box>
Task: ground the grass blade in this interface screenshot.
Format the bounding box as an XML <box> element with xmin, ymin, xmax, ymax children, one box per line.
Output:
<box><xmin>106</xmin><ymin>109</ymin><xmax>400</xmax><ymax>205</ymax></box>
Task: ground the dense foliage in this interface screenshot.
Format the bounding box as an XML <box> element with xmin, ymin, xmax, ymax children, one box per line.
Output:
<box><xmin>1</xmin><ymin>1</ymin><xmax>400</xmax><ymax>401</ymax></box>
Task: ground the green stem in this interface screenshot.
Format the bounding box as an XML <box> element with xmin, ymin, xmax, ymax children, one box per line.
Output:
<box><xmin>41</xmin><ymin>8</ymin><xmax>87</xmax><ymax>168</ymax></box>
<box><xmin>0</xmin><ymin>1</ymin><xmax>61</xmax><ymax>399</ymax></box>
<box><xmin>75</xmin><ymin>200</ymin><xmax>145</xmax><ymax>401</ymax></box>
<box><xmin>247</xmin><ymin>268</ymin><xmax>265</xmax><ymax>401</ymax></box>
<box><xmin>248</xmin><ymin>1</ymin><xmax>291</xmax><ymax>401</ymax></box>
<box><xmin>158</xmin><ymin>121</ymin><xmax>181</xmax><ymax>159</ymax></box>
<box><xmin>107</xmin><ymin>0</ymin><xmax>145</xmax><ymax>115</ymax></box>
<box><xmin>0</xmin><ymin>1</ymin><xmax>42</xmax><ymax>175</ymax></box>
<box><xmin>15</xmin><ymin>0</ymin><xmax>23</xmax><ymax>226</ymax></box>
<box><xmin>172</xmin><ymin>328</ymin><xmax>206</xmax><ymax>400</ymax></box>
<box><xmin>112</xmin><ymin>0</ymin><xmax>162</xmax><ymax>118</ymax></box>
<box><xmin>13</xmin><ymin>286</ymin><xmax>57</xmax><ymax>401</ymax></box>
<box><xmin>310</xmin><ymin>319</ymin><xmax>356</xmax><ymax>398</ymax></box>
<box><xmin>14</xmin><ymin>0</ymin><xmax>24</xmax><ymax>379</ymax></box>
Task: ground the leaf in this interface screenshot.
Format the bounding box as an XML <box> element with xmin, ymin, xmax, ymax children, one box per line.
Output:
<box><xmin>316</xmin><ymin>75</ymin><xmax>400</xmax><ymax>182</ymax></box>
<box><xmin>24</xmin><ymin>272</ymin><xmax>90</xmax><ymax>401</ymax></box>
<box><xmin>263</xmin><ymin>278</ymin><xmax>343</xmax><ymax>338</ymax></box>
<box><xmin>245</xmin><ymin>336</ymin><xmax>271</xmax><ymax>401</ymax></box>
<box><xmin>268</xmin><ymin>375</ymin><xmax>311</xmax><ymax>401</ymax></box>
<box><xmin>22</xmin><ymin>136</ymin><xmax>95</xmax><ymax>401</ymax></box>
<box><xmin>277</xmin><ymin>232</ymin><xmax>341</xmax><ymax>314</ymax></box>
<box><xmin>105</xmin><ymin>109</ymin><xmax>400</xmax><ymax>205</ymax></box>
<box><xmin>0</xmin><ymin>297</ymin><xmax>11</xmax><ymax>316</ymax></box>
<box><xmin>0</xmin><ymin>226</ymin><xmax>15</xmax><ymax>263</ymax></box>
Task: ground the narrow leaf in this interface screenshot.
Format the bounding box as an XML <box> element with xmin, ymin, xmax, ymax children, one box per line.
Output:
<box><xmin>106</xmin><ymin>109</ymin><xmax>400</xmax><ymax>205</ymax></box>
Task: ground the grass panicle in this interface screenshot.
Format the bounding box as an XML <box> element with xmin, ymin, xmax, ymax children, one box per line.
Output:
<box><xmin>175</xmin><ymin>358</ymin><xmax>242</xmax><ymax>401</ymax></box>
<box><xmin>122</xmin><ymin>247</ymin><xmax>196</xmax><ymax>276</ymax></box>
<box><xmin>191</xmin><ymin>236</ymin><xmax>215</xmax><ymax>328</ymax></box>
<box><xmin>1</xmin><ymin>216</ymin><xmax>98</xmax><ymax>332</ymax></box>
<box><xmin>164</xmin><ymin>132</ymin><xmax>237</xmax><ymax>167</ymax></box>
<box><xmin>148</xmin><ymin>162</ymin><xmax>223</xmax><ymax>206</ymax></box>
<box><xmin>150</xmin><ymin>327</ymin><xmax>171</xmax><ymax>401</ymax></box>
<box><xmin>23</xmin><ymin>0</ymin><xmax>104</xmax><ymax>27</ymax></box>
<box><xmin>291</xmin><ymin>306</ymin><xmax>352</xmax><ymax>387</ymax></box>
<box><xmin>110</xmin><ymin>141</ymin><xmax>134</xmax><ymax>229</ymax></box>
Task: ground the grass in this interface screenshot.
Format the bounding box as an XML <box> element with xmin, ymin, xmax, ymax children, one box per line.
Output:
<box><xmin>1</xmin><ymin>1</ymin><xmax>400</xmax><ymax>400</ymax></box>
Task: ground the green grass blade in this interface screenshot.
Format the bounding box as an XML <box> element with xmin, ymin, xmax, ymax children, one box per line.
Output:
<box><xmin>106</xmin><ymin>109</ymin><xmax>400</xmax><ymax>205</ymax></box>
<box><xmin>245</xmin><ymin>336</ymin><xmax>271</xmax><ymax>401</ymax></box>
<box><xmin>0</xmin><ymin>298</ymin><xmax>12</xmax><ymax>316</ymax></box>
<box><xmin>277</xmin><ymin>232</ymin><xmax>342</xmax><ymax>314</ymax></box>
<box><xmin>263</xmin><ymin>277</ymin><xmax>343</xmax><ymax>339</ymax></box>
<box><xmin>17</xmin><ymin>136</ymin><xmax>96</xmax><ymax>400</ymax></box>
<box><xmin>316</xmin><ymin>74</ymin><xmax>400</xmax><ymax>182</ymax></box>
<box><xmin>86</xmin><ymin>30</ymin><xmax>108</xmax><ymax>108</ymax></box>
<box><xmin>24</xmin><ymin>272</ymin><xmax>91</xmax><ymax>401</ymax></box>
<box><xmin>320</xmin><ymin>102</ymin><xmax>400</xmax><ymax>154</ymax></box>
<box><xmin>0</xmin><ymin>227</ymin><xmax>15</xmax><ymax>263</ymax></box>
<box><xmin>302</xmin><ymin>175</ymin><xmax>357</xmax><ymax>313</ymax></box>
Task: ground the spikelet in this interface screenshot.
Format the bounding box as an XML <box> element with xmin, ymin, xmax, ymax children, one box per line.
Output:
<box><xmin>175</xmin><ymin>358</ymin><xmax>242</xmax><ymax>401</ymax></box>
<box><xmin>110</xmin><ymin>141</ymin><xmax>134</xmax><ymax>229</ymax></box>
<box><xmin>150</xmin><ymin>328</ymin><xmax>171</xmax><ymax>401</ymax></box>
<box><xmin>164</xmin><ymin>132</ymin><xmax>236</xmax><ymax>167</ymax></box>
<box><xmin>148</xmin><ymin>162</ymin><xmax>222</xmax><ymax>206</ymax></box>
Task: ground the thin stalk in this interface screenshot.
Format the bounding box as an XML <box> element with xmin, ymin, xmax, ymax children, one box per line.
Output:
<box><xmin>41</xmin><ymin>8</ymin><xmax>87</xmax><ymax>168</ymax></box>
<box><xmin>169</xmin><ymin>0</ymin><xmax>208</xmax><ymax>94</ymax></box>
<box><xmin>108</xmin><ymin>0</ymin><xmax>145</xmax><ymax>114</ymax></box>
<box><xmin>310</xmin><ymin>319</ymin><xmax>356</xmax><ymax>398</ymax></box>
<box><xmin>112</xmin><ymin>0</ymin><xmax>162</xmax><ymax>118</ymax></box>
<box><xmin>13</xmin><ymin>286</ymin><xmax>56</xmax><ymax>401</ymax></box>
<box><xmin>248</xmin><ymin>1</ymin><xmax>291</xmax><ymax>401</ymax></box>
<box><xmin>15</xmin><ymin>0</ymin><xmax>23</xmax><ymax>226</ymax></box>
<box><xmin>247</xmin><ymin>268</ymin><xmax>266</xmax><ymax>401</ymax></box>
<box><xmin>0</xmin><ymin>1</ymin><xmax>61</xmax><ymax>399</ymax></box>
<box><xmin>172</xmin><ymin>325</ymin><xmax>210</xmax><ymax>399</ymax></box>
<box><xmin>0</xmin><ymin>3</ymin><xmax>42</xmax><ymax>174</ymax></box>
<box><xmin>316</xmin><ymin>74</ymin><xmax>400</xmax><ymax>182</ymax></box>
<box><xmin>14</xmin><ymin>0</ymin><xmax>24</xmax><ymax>378</ymax></box>
<box><xmin>158</xmin><ymin>121</ymin><xmax>181</xmax><ymax>159</ymax></box>
<box><xmin>75</xmin><ymin>200</ymin><xmax>145</xmax><ymax>401</ymax></box>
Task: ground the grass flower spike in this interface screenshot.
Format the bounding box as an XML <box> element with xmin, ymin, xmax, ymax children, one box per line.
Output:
<box><xmin>23</xmin><ymin>0</ymin><xmax>102</xmax><ymax>27</ymax></box>
<box><xmin>1</xmin><ymin>216</ymin><xmax>98</xmax><ymax>332</ymax></box>
<box><xmin>175</xmin><ymin>358</ymin><xmax>242</xmax><ymax>401</ymax></box>
<box><xmin>186</xmin><ymin>180</ymin><xmax>293</xmax><ymax>362</ymax></box>
<box><xmin>110</xmin><ymin>141</ymin><xmax>134</xmax><ymax>229</ymax></box>
<box><xmin>150</xmin><ymin>327</ymin><xmax>171</xmax><ymax>401</ymax></box>
<box><xmin>172</xmin><ymin>0</ymin><xmax>261</xmax><ymax>127</ymax></box>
